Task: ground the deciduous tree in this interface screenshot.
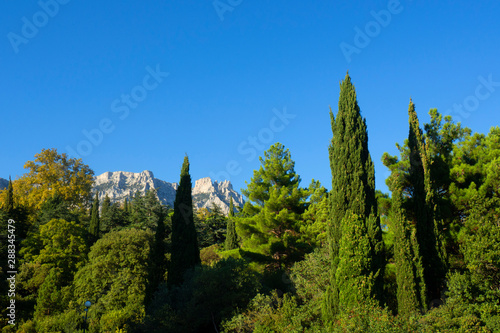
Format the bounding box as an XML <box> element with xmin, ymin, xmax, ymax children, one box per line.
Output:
<box><xmin>3</xmin><ymin>148</ymin><xmax>94</xmax><ymax>212</ymax></box>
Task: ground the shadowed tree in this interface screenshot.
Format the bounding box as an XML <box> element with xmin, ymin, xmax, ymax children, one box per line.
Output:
<box><xmin>89</xmin><ymin>192</ymin><xmax>100</xmax><ymax>243</ymax></box>
<box><xmin>167</xmin><ymin>156</ymin><xmax>200</xmax><ymax>288</ymax></box>
<box><xmin>225</xmin><ymin>197</ymin><xmax>239</xmax><ymax>250</ymax></box>
<box><xmin>101</xmin><ymin>195</ymin><xmax>111</xmax><ymax>219</ymax></box>
<box><xmin>407</xmin><ymin>102</ymin><xmax>447</xmax><ymax>302</ymax></box>
<box><xmin>147</xmin><ymin>207</ymin><xmax>168</xmax><ymax>303</ymax></box>
<box><xmin>387</xmin><ymin>150</ymin><xmax>427</xmax><ymax>318</ymax></box>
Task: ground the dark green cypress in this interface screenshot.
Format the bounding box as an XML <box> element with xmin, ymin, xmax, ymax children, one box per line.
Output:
<box><xmin>323</xmin><ymin>73</ymin><xmax>384</xmax><ymax>321</ymax></box>
<box><xmin>89</xmin><ymin>192</ymin><xmax>100</xmax><ymax>242</ymax></box>
<box><xmin>167</xmin><ymin>156</ymin><xmax>200</xmax><ymax>288</ymax></box>
<box><xmin>124</xmin><ymin>198</ymin><xmax>129</xmax><ymax>213</ymax></box>
<box><xmin>225</xmin><ymin>197</ymin><xmax>239</xmax><ymax>250</ymax></box>
<box><xmin>229</xmin><ymin>197</ymin><xmax>235</xmax><ymax>216</ymax></box>
<box><xmin>335</xmin><ymin>211</ymin><xmax>377</xmax><ymax>309</ymax></box>
<box><xmin>100</xmin><ymin>195</ymin><xmax>111</xmax><ymax>232</ymax></box>
<box><xmin>389</xmin><ymin>159</ymin><xmax>427</xmax><ymax>317</ymax></box>
<box><xmin>147</xmin><ymin>208</ymin><xmax>167</xmax><ymax>302</ymax></box>
<box><xmin>101</xmin><ymin>195</ymin><xmax>111</xmax><ymax>217</ymax></box>
<box><xmin>407</xmin><ymin>100</ymin><xmax>446</xmax><ymax>302</ymax></box>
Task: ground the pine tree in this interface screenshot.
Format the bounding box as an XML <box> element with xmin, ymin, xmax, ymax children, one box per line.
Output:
<box><xmin>167</xmin><ymin>156</ymin><xmax>200</xmax><ymax>288</ymax></box>
<box><xmin>323</xmin><ymin>73</ymin><xmax>384</xmax><ymax>321</ymax></box>
<box><xmin>407</xmin><ymin>100</ymin><xmax>446</xmax><ymax>302</ymax></box>
<box><xmin>89</xmin><ymin>192</ymin><xmax>100</xmax><ymax>242</ymax></box>
<box><xmin>225</xmin><ymin>197</ymin><xmax>239</xmax><ymax>250</ymax></box>
<box><xmin>130</xmin><ymin>191</ymin><xmax>146</xmax><ymax>225</ymax></box>
<box><xmin>143</xmin><ymin>189</ymin><xmax>163</xmax><ymax>230</ymax></box>
<box><xmin>237</xmin><ymin>143</ymin><xmax>310</xmax><ymax>266</ymax></box>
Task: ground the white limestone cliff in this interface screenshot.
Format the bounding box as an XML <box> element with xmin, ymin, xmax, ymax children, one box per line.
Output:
<box><xmin>93</xmin><ymin>171</ymin><xmax>243</xmax><ymax>215</ymax></box>
<box><xmin>0</xmin><ymin>178</ymin><xmax>8</xmax><ymax>190</ymax></box>
<box><xmin>192</xmin><ymin>177</ymin><xmax>244</xmax><ymax>214</ymax></box>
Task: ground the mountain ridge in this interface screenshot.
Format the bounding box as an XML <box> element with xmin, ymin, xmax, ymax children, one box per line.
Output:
<box><xmin>0</xmin><ymin>178</ymin><xmax>7</xmax><ymax>190</ymax></box>
<box><xmin>93</xmin><ymin>170</ymin><xmax>244</xmax><ymax>215</ymax></box>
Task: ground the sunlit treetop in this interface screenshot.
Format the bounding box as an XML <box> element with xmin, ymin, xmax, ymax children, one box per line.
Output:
<box><xmin>3</xmin><ymin>148</ymin><xmax>94</xmax><ymax>211</ymax></box>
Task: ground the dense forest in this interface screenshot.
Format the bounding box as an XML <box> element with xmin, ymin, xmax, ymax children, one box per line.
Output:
<box><xmin>1</xmin><ymin>73</ymin><xmax>499</xmax><ymax>332</ymax></box>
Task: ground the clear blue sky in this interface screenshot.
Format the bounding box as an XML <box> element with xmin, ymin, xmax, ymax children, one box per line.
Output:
<box><xmin>1</xmin><ymin>1</ymin><xmax>499</xmax><ymax>195</ymax></box>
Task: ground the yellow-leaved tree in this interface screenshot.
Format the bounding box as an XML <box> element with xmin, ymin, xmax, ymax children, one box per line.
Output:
<box><xmin>1</xmin><ymin>148</ymin><xmax>94</xmax><ymax>211</ymax></box>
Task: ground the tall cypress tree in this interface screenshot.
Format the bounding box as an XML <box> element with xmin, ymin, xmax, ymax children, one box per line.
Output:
<box><xmin>89</xmin><ymin>192</ymin><xmax>100</xmax><ymax>242</ymax></box>
<box><xmin>147</xmin><ymin>207</ymin><xmax>167</xmax><ymax>302</ymax></box>
<box><xmin>407</xmin><ymin>100</ymin><xmax>446</xmax><ymax>302</ymax></box>
<box><xmin>100</xmin><ymin>194</ymin><xmax>111</xmax><ymax>232</ymax></box>
<box><xmin>167</xmin><ymin>156</ymin><xmax>200</xmax><ymax>288</ymax></box>
<box><xmin>323</xmin><ymin>73</ymin><xmax>384</xmax><ymax>321</ymax></box>
<box><xmin>225</xmin><ymin>197</ymin><xmax>239</xmax><ymax>250</ymax></box>
<box><xmin>101</xmin><ymin>195</ymin><xmax>111</xmax><ymax>217</ymax></box>
<box><xmin>335</xmin><ymin>211</ymin><xmax>377</xmax><ymax>309</ymax></box>
<box><xmin>229</xmin><ymin>196</ymin><xmax>235</xmax><ymax>216</ymax></box>
<box><xmin>124</xmin><ymin>198</ymin><xmax>129</xmax><ymax>213</ymax></box>
<box><xmin>389</xmin><ymin>160</ymin><xmax>427</xmax><ymax>317</ymax></box>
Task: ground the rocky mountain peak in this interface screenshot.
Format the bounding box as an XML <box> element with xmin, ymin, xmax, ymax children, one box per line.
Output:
<box><xmin>193</xmin><ymin>177</ymin><xmax>215</xmax><ymax>194</ymax></box>
<box><xmin>93</xmin><ymin>171</ymin><xmax>243</xmax><ymax>215</ymax></box>
<box><xmin>0</xmin><ymin>178</ymin><xmax>8</xmax><ymax>190</ymax></box>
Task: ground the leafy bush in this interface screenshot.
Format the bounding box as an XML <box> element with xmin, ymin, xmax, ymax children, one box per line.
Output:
<box><xmin>200</xmin><ymin>244</ymin><xmax>222</xmax><ymax>266</ymax></box>
<box><xmin>145</xmin><ymin>258</ymin><xmax>260</xmax><ymax>333</ymax></box>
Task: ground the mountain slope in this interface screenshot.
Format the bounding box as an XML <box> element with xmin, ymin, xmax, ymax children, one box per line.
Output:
<box><xmin>93</xmin><ymin>170</ymin><xmax>244</xmax><ymax>215</ymax></box>
<box><xmin>0</xmin><ymin>178</ymin><xmax>8</xmax><ymax>191</ymax></box>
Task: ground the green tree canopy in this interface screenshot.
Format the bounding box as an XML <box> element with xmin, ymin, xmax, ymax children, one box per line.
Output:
<box><xmin>72</xmin><ymin>228</ymin><xmax>153</xmax><ymax>332</ymax></box>
<box><xmin>383</xmin><ymin>103</ymin><xmax>453</xmax><ymax>302</ymax></box>
<box><xmin>387</xmin><ymin>165</ymin><xmax>427</xmax><ymax>318</ymax></box>
<box><xmin>237</xmin><ymin>142</ymin><xmax>310</xmax><ymax>266</ymax></box>
<box><xmin>3</xmin><ymin>148</ymin><xmax>94</xmax><ymax>212</ymax></box>
<box><xmin>196</xmin><ymin>203</ymin><xmax>227</xmax><ymax>249</ymax></box>
<box><xmin>28</xmin><ymin>218</ymin><xmax>88</xmax><ymax>279</ymax></box>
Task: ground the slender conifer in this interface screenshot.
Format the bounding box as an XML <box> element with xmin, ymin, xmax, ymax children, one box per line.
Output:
<box><xmin>323</xmin><ymin>73</ymin><xmax>384</xmax><ymax>321</ymax></box>
<box><xmin>168</xmin><ymin>156</ymin><xmax>200</xmax><ymax>288</ymax></box>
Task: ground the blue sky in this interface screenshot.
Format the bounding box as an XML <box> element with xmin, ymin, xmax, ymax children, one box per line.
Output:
<box><xmin>1</xmin><ymin>1</ymin><xmax>499</xmax><ymax>195</ymax></box>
